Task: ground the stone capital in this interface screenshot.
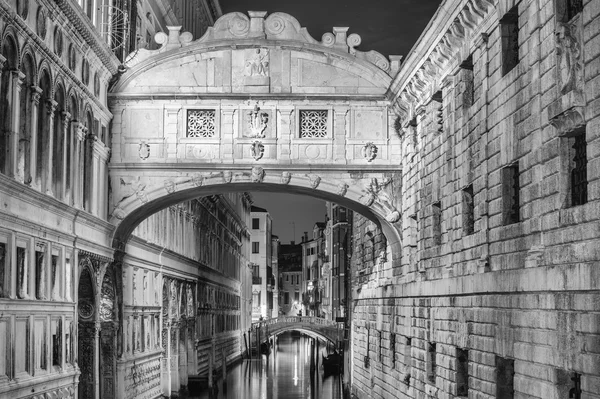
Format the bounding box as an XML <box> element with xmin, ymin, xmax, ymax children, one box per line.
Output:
<box><xmin>73</xmin><ymin>122</ymin><xmax>87</xmax><ymax>141</ymax></box>
<box><xmin>46</xmin><ymin>99</ymin><xmax>58</xmax><ymax>115</ymax></box>
<box><xmin>0</xmin><ymin>54</ymin><xmax>6</xmax><ymax>67</ymax></box>
<box><xmin>30</xmin><ymin>85</ymin><xmax>43</xmax><ymax>103</ymax></box>
<box><xmin>62</xmin><ymin>111</ymin><xmax>72</xmax><ymax>125</ymax></box>
<box><xmin>10</xmin><ymin>69</ymin><xmax>25</xmax><ymax>84</ymax></box>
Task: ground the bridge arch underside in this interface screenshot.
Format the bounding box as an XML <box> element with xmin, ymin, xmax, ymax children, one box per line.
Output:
<box><xmin>268</xmin><ymin>326</ymin><xmax>341</xmax><ymax>346</ymax></box>
<box><xmin>110</xmin><ymin>178</ymin><xmax>402</xmax><ymax>263</ymax></box>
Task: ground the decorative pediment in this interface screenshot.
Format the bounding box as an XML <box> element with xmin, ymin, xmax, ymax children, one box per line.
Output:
<box><xmin>123</xmin><ymin>11</ymin><xmax>398</xmax><ymax>76</ymax></box>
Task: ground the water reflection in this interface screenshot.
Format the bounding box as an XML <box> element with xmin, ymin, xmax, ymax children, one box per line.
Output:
<box><xmin>190</xmin><ymin>332</ymin><xmax>341</xmax><ymax>399</ymax></box>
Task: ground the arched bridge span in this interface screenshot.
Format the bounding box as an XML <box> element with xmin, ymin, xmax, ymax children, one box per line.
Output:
<box><xmin>252</xmin><ymin>316</ymin><xmax>343</xmax><ymax>345</ymax></box>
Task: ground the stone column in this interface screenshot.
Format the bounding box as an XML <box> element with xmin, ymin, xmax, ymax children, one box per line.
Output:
<box><xmin>28</xmin><ymin>86</ymin><xmax>42</xmax><ymax>189</ymax></box>
<box><xmin>72</xmin><ymin>123</ymin><xmax>86</xmax><ymax>209</ymax></box>
<box><xmin>170</xmin><ymin>323</ymin><xmax>180</xmax><ymax>393</ymax></box>
<box><xmin>44</xmin><ymin>99</ymin><xmax>58</xmax><ymax>196</ymax></box>
<box><xmin>162</xmin><ymin>324</ymin><xmax>172</xmax><ymax>397</ymax></box>
<box><xmin>7</xmin><ymin>70</ymin><xmax>25</xmax><ymax>178</ymax></box>
<box><xmin>61</xmin><ymin>111</ymin><xmax>72</xmax><ymax>202</ymax></box>
<box><xmin>179</xmin><ymin>320</ymin><xmax>188</xmax><ymax>389</ymax></box>
<box><xmin>94</xmin><ymin>321</ymin><xmax>101</xmax><ymax>399</ymax></box>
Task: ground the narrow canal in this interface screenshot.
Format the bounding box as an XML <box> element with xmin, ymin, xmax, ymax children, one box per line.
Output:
<box><xmin>189</xmin><ymin>332</ymin><xmax>343</xmax><ymax>399</ymax></box>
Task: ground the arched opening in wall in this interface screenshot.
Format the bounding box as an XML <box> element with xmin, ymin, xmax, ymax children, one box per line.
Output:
<box><xmin>77</xmin><ymin>266</ymin><xmax>97</xmax><ymax>399</ymax></box>
<box><xmin>110</xmin><ymin>182</ymin><xmax>399</xmax><ymax>396</ymax></box>
<box><xmin>18</xmin><ymin>52</ymin><xmax>35</xmax><ymax>184</ymax></box>
<box><xmin>53</xmin><ymin>84</ymin><xmax>66</xmax><ymax>199</ymax></box>
<box><xmin>36</xmin><ymin>69</ymin><xmax>51</xmax><ymax>191</ymax></box>
<box><xmin>0</xmin><ymin>34</ymin><xmax>18</xmax><ymax>175</ymax></box>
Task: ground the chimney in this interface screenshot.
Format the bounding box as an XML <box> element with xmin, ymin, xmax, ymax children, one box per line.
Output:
<box><xmin>291</xmin><ymin>240</ymin><xmax>295</xmax><ymax>245</ymax></box>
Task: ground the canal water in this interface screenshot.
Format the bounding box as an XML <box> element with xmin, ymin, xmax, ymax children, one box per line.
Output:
<box><xmin>190</xmin><ymin>332</ymin><xmax>342</xmax><ymax>399</ymax></box>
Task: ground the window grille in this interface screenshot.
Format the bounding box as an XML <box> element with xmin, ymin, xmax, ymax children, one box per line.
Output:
<box><xmin>299</xmin><ymin>110</ymin><xmax>328</xmax><ymax>138</ymax></box>
<box><xmin>502</xmin><ymin>166</ymin><xmax>520</xmax><ymax>224</ymax></box>
<box><xmin>571</xmin><ymin>133</ymin><xmax>587</xmax><ymax>206</ymax></box>
<box><xmin>187</xmin><ymin>109</ymin><xmax>216</xmax><ymax>138</ymax></box>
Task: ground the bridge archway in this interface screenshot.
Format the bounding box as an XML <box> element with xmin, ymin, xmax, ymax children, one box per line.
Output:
<box><xmin>108</xmin><ymin>11</ymin><xmax>403</xmax><ymax>261</ymax></box>
<box><xmin>110</xmin><ymin>175</ymin><xmax>401</xmax><ymax>259</ymax></box>
<box><xmin>253</xmin><ymin>316</ymin><xmax>343</xmax><ymax>346</ymax></box>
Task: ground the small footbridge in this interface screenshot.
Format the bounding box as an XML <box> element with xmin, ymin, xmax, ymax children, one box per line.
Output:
<box><xmin>249</xmin><ymin>316</ymin><xmax>344</xmax><ymax>352</ymax></box>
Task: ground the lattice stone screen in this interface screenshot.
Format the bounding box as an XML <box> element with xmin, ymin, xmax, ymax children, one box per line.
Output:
<box><xmin>299</xmin><ymin>110</ymin><xmax>328</xmax><ymax>138</ymax></box>
<box><xmin>187</xmin><ymin>110</ymin><xmax>216</xmax><ymax>137</ymax></box>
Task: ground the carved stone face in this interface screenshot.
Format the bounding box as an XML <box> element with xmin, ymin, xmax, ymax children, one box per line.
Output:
<box><xmin>223</xmin><ymin>170</ymin><xmax>233</xmax><ymax>183</ymax></box>
<box><xmin>281</xmin><ymin>171</ymin><xmax>292</xmax><ymax>184</ymax></box>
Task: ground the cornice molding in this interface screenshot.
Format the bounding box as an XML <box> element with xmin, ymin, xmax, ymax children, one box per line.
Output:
<box><xmin>388</xmin><ymin>0</ymin><xmax>496</xmax><ymax>116</ymax></box>
<box><xmin>53</xmin><ymin>0</ymin><xmax>120</xmax><ymax>75</ymax></box>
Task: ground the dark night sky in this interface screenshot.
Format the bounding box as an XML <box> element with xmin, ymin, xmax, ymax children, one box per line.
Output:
<box><xmin>220</xmin><ymin>0</ymin><xmax>443</xmax><ymax>57</ymax></box>
<box><xmin>222</xmin><ymin>0</ymin><xmax>443</xmax><ymax>243</ymax></box>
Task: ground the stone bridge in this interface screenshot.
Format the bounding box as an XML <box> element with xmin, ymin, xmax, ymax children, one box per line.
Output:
<box><xmin>107</xmin><ymin>11</ymin><xmax>404</xmax><ymax>264</ymax></box>
<box><xmin>252</xmin><ymin>316</ymin><xmax>343</xmax><ymax>345</ymax></box>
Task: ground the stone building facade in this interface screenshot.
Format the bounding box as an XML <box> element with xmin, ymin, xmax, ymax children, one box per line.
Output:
<box><xmin>349</xmin><ymin>0</ymin><xmax>600</xmax><ymax>398</ymax></box>
<box><xmin>0</xmin><ymin>1</ymin><xmax>251</xmax><ymax>398</ymax></box>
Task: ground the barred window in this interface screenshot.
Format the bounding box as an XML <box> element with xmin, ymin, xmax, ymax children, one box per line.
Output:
<box><xmin>570</xmin><ymin>130</ymin><xmax>587</xmax><ymax>206</ymax></box>
<box><xmin>187</xmin><ymin>109</ymin><xmax>216</xmax><ymax>138</ymax></box>
<box><xmin>502</xmin><ymin>165</ymin><xmax>520</xmax><ymax>225</ymax></box>
<box><xmin>299</xmin><ymin>110</ymin><xmax>328</xmax><ymax>138</ymax></box>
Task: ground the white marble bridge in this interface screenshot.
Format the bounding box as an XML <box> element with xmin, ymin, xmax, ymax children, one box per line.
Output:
<box><xmin>252</xmin><ymin>316</ymin><xmax>344</xmax><ymax>345</ymax></box>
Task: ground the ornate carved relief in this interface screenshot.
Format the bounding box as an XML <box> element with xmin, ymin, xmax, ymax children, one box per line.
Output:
<box><xmin>549</xmin><ymin>106</ymin><xmax>585</xmax><ymax>133</ymax></box>
<box><xmin>247</xmin><ymin>104</ymin><xmax>268</xmax><ymax>138</ymax></box>
<box><xmin>362</xmin><ymin>142</ymin><xmax>378</xmax><ymax>162</ymax></box>
<box><xmin>556</xmin><ymin>17</ymin><xmax>583</xmax><ymax>95</ymax></box>
<box><xmin>250</xmin><ymin>141</ymin><xmax>265</xmax><ymax>160</ymax></box>
<box><xmin>251</xmin><ymin>166</ymin><xmax>265</xmax><ymax>183</ymax></box>
<box><xmin>125</xmin><ymin>358</ymin><xmax>161</xmax><ymax>398</ymax></box>
<box><xmin>222</xmin><ymin>170</ymin><xmax>233</xmax><ymax>183</ymax></box>
<box><xmin>164</xmin><ymin>179</ymin><xmax>176</xmax><ymax>194</ymax></box>
<box><xmin>281</xmin><ymin>171</ymin><xmax>292</xmax><ymax>184</ymax></box>
<box><xmin>308</xmin><ymin>174</ymin><xmax>321</xmax><ymax>189</ymax></box>
<box><xmin>337</xmin><ymin>182</ymin><xmax>349</xmax><ymax>197</ymax></box>
<box><xmin>138</xmin><ymin>142</ymin><xmax>150</xmax><ymax>159</ymax></box>
<box><xmin>192</xmin><ymin>173</ymin><xmax>205</xmax><ymax>187</ymax></box>
<box><xmin>244</xmin><ymin>49</ymin><xmax>270</xmax><ymax>85</ymax></box>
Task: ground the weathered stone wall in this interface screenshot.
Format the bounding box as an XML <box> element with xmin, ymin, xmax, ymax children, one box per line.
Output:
<box><xmin>350</xmin><ymin>0</ymin><xmax>600</xmax><ymax>397</ymax></box>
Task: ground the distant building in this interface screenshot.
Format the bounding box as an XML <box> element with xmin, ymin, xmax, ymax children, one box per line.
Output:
<box><xmin>325</xmin><ymin>203</ymin><xmax>353</xmax><ymax>321</ymax></box>
<box><xmin>278</xmin><ymin>242</ymin><xmax>303</xmax><ymax>315</ymax></box>
<box><xmin>300</xmin><ymin>223</ymin><xmax>326</xmax><ymax>317</ymax></box>
<box><xmin>271</xmin><ymin>234</ymin><xmax>280</xmax><ymax>318</ymax></box>
<box><xmin>250</xmin><ymin>205</ymin><xmax>273</xmax><ymax>321</ymax></box>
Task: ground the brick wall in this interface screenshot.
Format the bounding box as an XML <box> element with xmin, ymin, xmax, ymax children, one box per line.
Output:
<box><xmin>350</xmin><ymin>0</ymin><xmax>600</xmax><ymax>397</ymax></box>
